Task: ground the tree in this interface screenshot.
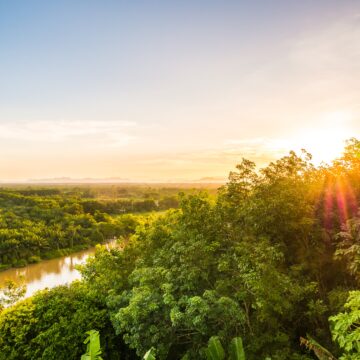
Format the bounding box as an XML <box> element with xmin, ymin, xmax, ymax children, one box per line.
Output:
<box><xmin>0</xmin><ymin>279</ymin><xmax>26</xmax><ymax>309</ymax></box>
<box><xmin>329</xmin><ymin>291</ymin><xmax>360</xmax><ymax>359</ymax></box>
<box><xmin>0</xmin><ymin>282</ymin><xmax>134</xmax><ymax>360</ymax></box>
<box><xmin>335</xmin><ymin>214</ymin><xmax>360</xmax><ymax>284</ymax></box>
<box><xmin>83</xmin><ymin>193</ymin><xmax>315</xmax><ymax>359</ymax></box>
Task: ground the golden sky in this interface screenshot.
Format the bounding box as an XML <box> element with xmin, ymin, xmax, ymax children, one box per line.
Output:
<box><xmin>0</xmin><ymin>1</ymin><xmax>359</xmax><ymax>182</ymax></box>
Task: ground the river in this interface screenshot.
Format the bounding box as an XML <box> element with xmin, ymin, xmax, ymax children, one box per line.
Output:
<box><xmin>0</xmin><ymin>240</ymin><xmax>117</xmax><ymax>300</ymax></box>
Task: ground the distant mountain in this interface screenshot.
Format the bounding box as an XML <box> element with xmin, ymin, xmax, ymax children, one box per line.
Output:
<box><xmin>26</xmin><ymin>177</ymin><xmax>131</xmax><ymax>184</ymax></box>
<box><xmin>0</xmin><ymin>176</ymin><xmax>225</xmax><ymax>185</ymax></box>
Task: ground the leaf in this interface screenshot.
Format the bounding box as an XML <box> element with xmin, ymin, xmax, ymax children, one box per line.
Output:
<box><xmin>144</xmin><ymin>348</ymin><xmax>156</xmax><ymax>360</ymax></box>
<box><xmin>81</xmin><ymin>330</ymin><xmax>103</xmax><ymax>360</ymax></box>
<box><xmin>205</xmin><ymin>336</ymin><xmax>225</xmax><ymax>360</ymax></box>
<box><xmin>229</xmin><ymin>337</ymin><xmax>246</xmax><ymax>360</ymax></box>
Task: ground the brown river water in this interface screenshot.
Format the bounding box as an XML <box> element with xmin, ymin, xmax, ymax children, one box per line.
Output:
<box><xmin>0</xmin><ymin>240</ymin><xmax>117</xmax><ymax>300</ymax></box>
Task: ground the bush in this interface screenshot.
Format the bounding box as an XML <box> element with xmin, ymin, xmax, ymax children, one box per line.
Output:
<box><xmin>13</xmin><ymin>259</ymin><xmax>28</xmax><ymax>267</ymax></box>
<box><xmin>0</xmin><ymin>282</ymin><xmax>135</xmax><ymax>360</ymax></box>
<box><xmin>28</xmin><ymin>255</ymin><xmax>41</xmax><ymax>264</ymax></box>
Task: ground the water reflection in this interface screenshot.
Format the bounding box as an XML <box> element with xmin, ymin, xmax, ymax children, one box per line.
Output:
<box><xmin>0</xmin><ymin>240</ymin><xmax>116</xmax><ymax>299</ymax></box>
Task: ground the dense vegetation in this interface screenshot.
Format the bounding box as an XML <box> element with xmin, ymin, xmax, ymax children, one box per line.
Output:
<box><xmin>0</xmin><ymin>185</ymin><xmax>201</xmax><ymax>270</ymax></box>
<box><xmin>1</xmin><ymin>139</ymin><xmax>360</xmax><ymax>359</ymax></box>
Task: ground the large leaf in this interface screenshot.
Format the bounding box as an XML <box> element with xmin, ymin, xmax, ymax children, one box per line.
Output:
<box><xmin>81</xmin><ymin>330</ymin><xmax>103</xmax><ymax>360</ymax></box>
<box><xmin>143</xmin><ymin>348</ymin><xmax>156</xmax><ymax>360</ymax></box>
<box><xmin>205</xmin><ymin>336</ymin><xmax>225</xmax><ymax>360</ymax></box>
<box><xmin>229</xmin><ymin>337</ymin><xmax>246</xmax><ymax>360</ymax></box>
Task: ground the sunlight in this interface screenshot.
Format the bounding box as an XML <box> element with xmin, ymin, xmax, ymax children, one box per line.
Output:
<box><xmin>291</xmin><ymin>111</ymin><xmax>353</xmax><ymax>164</ymax></box>
<box><xmin>323</xmin><ymin>175</ymin><xmax>358</xmax><ymax>229</ymax></box>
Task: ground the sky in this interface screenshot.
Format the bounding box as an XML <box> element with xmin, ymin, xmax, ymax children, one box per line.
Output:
<box><xmin>0</xmin><ymin>0</ymin><xmax>360</xmax><ymax>182</ymax></box>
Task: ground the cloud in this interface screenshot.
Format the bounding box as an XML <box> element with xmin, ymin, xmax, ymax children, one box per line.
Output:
<box><xmin>135</xmin><ymin>138</ymin><xmax>284</xmax><ymax>173</ymax></box>
<box><xmin>0</xmin><ymin>120</ymin><xmax>137</xmax><ymax>147</ymax></box>
<box><xmin>223</xmin><ymin>138</ymin><xmax>289</xmax><ymax>159</ymax></box>
<box><xmin>137</xmin><ymin>118</ymin><xmax>356</xmax><ymax>178</ymax></box>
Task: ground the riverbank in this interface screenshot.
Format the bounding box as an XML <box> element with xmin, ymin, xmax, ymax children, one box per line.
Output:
<box><xmin>0</xmin><ymin>238</ymin><xmax>118</xmax><ymax>299</ymax></box>
<box><xmin>0</xmin><ymin>238</ymin><xmax>117</xmax><ymax>273</ymax></box>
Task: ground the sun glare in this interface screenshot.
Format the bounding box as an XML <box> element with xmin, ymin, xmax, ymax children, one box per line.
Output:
<box><xmin>291</xmin><ymin>111</ymin><xmax>353</xmax><ymax>165</ymax></box>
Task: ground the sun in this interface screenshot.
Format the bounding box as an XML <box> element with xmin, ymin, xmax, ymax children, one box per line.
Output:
<box><xmin>291</xmin><ymin>111</ymin><xmax>353</xmax><ymax>165</ymax></box>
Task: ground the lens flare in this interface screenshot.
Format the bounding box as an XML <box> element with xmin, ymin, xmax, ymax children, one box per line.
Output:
<box><xmin>322</xmin><ymin>173</ymin><xmax>358</xmax><ymax>230</ymax></box>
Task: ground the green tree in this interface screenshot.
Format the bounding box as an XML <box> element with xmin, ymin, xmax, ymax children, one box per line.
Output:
<box><xmin>0</xmin><ymin>282</ymin><xmax>134</xmax><ymax>360</ymax></box>
<box><xmin>330</xmin><ymin>291</ymin><xmax>360</xmax><ymax>359</ymax></box>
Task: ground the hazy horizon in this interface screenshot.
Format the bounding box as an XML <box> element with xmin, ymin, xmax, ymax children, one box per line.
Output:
<box><xmin>1</xmin><ymin>0</ymin><xmax>360</xmax><ymax>181</ymax></box>
<box><xmin>0</xmin><ymin>176</ymin><xmax>226</xmax><ymax>184</ymax></box>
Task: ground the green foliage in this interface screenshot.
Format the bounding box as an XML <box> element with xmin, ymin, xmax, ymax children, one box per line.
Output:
<box><xmin>0</xmin><ymin>282</ymin><xmax>134</xmax><ymax>360</ymax></box>
<box><xmin>205</xmin><ymin>337</ymin><xmax>225</xmax><ymax>360</ymax></box>
<box><xmin>229</xmin><ymin>337</ymin><xmax>246</xmax><ymax>360</ymax></box>
<box><xmin>330</xmin><ymin>291</ymin><xmax>360</xmax><ymax>359</ymax></box>
<box><xmin>335</xmin><ymin>216</ymin><xmax>360</xmax><ymax>284</ymax></box>
<box><xmin>81</xmin><ymin>330</ymin><xmax>103</xmax><ymax>360</ymax></box>
<box><xmin>83</xmin><ymin>189</ymin><xmax>316</xmax><ymax>359</ymax></box>
<box><xmin>203</xmin><ymin>337</ymin><xmax>246</xmax><ymax>360</ymax></box>
<box><xmin>143</xmin><ymin>348</ymin><xmax>157</xmax><ymax>360</ymax></box>
<box><xmin>0</xmin><ymin>185</ymin><xmax>184</xmax><ymax>269</ymax></box>
<box><xmin>3</xmin><ymin>141</ymin><xmax>360</xmax><ymax>359</ymax></box>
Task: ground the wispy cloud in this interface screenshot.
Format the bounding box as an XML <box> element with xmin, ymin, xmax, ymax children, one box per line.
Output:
<box><xmin>0</xmin><ymin>120</ymin><xmax>137</xmax><ymax>147</ymax></box>
<box><xmin>135</xmin><ymin>139</ymin><xmax>283</xmax><ymax>173</ymax></box>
